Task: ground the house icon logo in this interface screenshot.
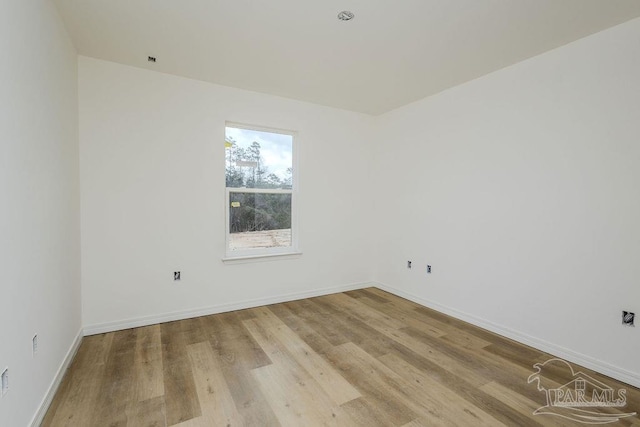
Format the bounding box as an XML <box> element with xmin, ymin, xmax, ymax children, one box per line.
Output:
<box><xmin>528</xmin><ymin>358</ymin><xmax>636</xmax><ymax>424</ymax></box>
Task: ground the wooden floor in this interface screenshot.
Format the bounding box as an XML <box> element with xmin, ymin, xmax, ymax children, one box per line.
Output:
<box><xmin>42</xmin><ymin>288</ymin><xmax>640</xmax><ymax>426</ymax></box>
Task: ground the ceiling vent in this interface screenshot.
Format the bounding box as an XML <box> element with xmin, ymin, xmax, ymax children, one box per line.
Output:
<box><xmin>337</xmin><ymin>11</ymin><xmax>354</xmax><ymax>21</ymax></box>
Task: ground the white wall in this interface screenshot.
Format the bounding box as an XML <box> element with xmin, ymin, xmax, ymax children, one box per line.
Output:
<box><xmin>374</xmin><ymin>18</ymin><xmax>640</xmax><ymax>385</ymax></box>
<box><xmin>0</xmin><ymin>1</ymin><xmax>81</xmax><ymax>426</ymax></box>
<box><xmin>79</xmin><ymin>57</ymin><xmax>374</xmax><ymax>331</ymax></box>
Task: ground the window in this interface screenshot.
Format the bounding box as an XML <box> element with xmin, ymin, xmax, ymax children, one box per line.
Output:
<box><xmin>224</xmin><ymin>123</ymin><xmax>298</xmax><ymax>259</ymax></box>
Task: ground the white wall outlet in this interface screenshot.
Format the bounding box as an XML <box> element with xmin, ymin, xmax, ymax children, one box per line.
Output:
<box><xmin>174</xmin><ymin>271</ymin><xmax>181</xmax><ymax>281</ymax></box>
<box><xmin>407</xmin><ymin>261</ymin><xmax>412</xmax><ymax>269</ymax></box>
<box><xmin>427</xmin><ymin>265</ymin><xmax>432</xmax><ymax>274</ymax></box>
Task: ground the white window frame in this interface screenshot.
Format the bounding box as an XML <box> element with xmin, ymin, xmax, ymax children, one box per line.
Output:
<box><xmin>223</xmin><ymin>122</ymin><xmax>299</xmax><ymax>261</ymax></box>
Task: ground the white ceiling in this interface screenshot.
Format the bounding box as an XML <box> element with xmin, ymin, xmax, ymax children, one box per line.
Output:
<box><xmin>54</xmin><ymin>0</ymin><xmax>640</xmax><ymax>115</ymax></box>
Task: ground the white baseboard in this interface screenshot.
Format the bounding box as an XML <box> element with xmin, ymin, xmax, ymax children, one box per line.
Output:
<box><xmin>30</xmin><ymin>328</ymin><xmax>83</xmax><ymax>427</ymax></box>
<box><xmin>374</xmin><ymin>282</ymin><xmax>640</xmax><ymax>389</ymax></box>
<box><xmin>83</xmin><ymin>281</ymin><xmax>374</xmax><ymax>336</ymax></box>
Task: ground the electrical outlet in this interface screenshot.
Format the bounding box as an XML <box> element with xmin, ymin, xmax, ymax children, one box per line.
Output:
<box><xmin>427</xmin><ymin>265</ymin><xmax>432</xmax><ymax>274</ymax></box>
<box><xmin>32</xmin><ymin>334</ymin><xmax>38</xmax><ymax>356</ymax></box>
<box><xmin>622</xmin><ymin>311</ymin><xmax>635</xmax><ymax>327</ymax></box>
<box><xmin>407</xmin><ymin>261</ymin><xmax>412</xmax><ymax>269</ymax></box>
<box><xmin>174</xmin><ymin>271</ymin><xmax>181</xmax><ymax>281</ymax></box>
<box><xmin>1</xmin><ymin>368</ymin><xmax>8</xmax><ymax>397</ymax></box>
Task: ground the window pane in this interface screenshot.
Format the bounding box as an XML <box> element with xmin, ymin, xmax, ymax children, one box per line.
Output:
<box><xmin>229</xmin><ymin>192</ymin><xmax>292</xmax><ymax>250</ymax></box>
<box><xmin>225</xmin><ymin>127</ymin><xmax>293</xmax><ymax>189</ymax></box>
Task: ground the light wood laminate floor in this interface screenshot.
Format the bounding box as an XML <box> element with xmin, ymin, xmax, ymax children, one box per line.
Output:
<box><xmin>42</xmin><ymin>288</ymin><xmax>640</xmax><ymax>426</ymax></box>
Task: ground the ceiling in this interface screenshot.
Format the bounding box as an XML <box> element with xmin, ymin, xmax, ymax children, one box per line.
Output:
<box><xmin>53</xmin><ymin>0</ymin><xmax>640</xmax><ymax>115</ymax></box>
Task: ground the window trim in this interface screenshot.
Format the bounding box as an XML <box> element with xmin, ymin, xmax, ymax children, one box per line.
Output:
<box><xmin>223</xmin><ymin>122</ymin><xmax>299</xmax><ymax>260</ymax></box>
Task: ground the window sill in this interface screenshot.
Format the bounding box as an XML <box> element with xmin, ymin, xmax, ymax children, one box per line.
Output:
<box><xmin>222</xmin><ymin>252</ymin><xmax>302</xmax><ymax>264</ymax></box>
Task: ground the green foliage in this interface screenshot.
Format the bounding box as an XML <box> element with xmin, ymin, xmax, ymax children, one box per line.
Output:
<box><xmin>229</xmin><ymin>193</ymin><xmax>292</xmax><ymax>233</ymax></box>
<box><xmin>226</xmin><ymin>139</ymin><xmax>293</xmax><ymax>233</ymax></box>
<box><xmin>225</xmin><ymin>139</ymin><xmax>292</xmax><ymax>189</ymax></box>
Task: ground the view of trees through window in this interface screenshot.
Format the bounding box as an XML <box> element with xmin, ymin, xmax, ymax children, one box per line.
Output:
<box><xmin>225</xmin><ymin>125</ymin><xmax>294</xmax><ymax>252</ymax></box>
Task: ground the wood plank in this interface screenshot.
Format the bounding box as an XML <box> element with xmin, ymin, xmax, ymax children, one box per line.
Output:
<box><xmin>244</xmin><ymin>313</ymin><xmax>361</xmax><ymax>406</ymax></box>
<box><xmin>187</xmin><ymin>341</ymin><xmax>243</xmax><ymax>426</ymax></box>
<box><xmin>170</xmin><ymin>416</ymin><xmax>209</xmax><ymax>427</ymax></box>
<box><xmin>340</xmin><ymin>397</ymin><xmax>406</xmax><ymax>427</ymax></box>
<box><xmin>412</xmin><ymin>303</ymin><xmax>504</xmax><ymax>344</ymax></box>
<box><xmin>354</xmin><ymin>292</ymin><xmax>489</xmax><ymax>349</ymax></box>
<box><xmin>322</xmin><ymin>293</ymin><xmax>407</xmax><ymax>329</ymax></box>
<box><xmin>364</xmin><ymin>289</ymin><xmax>500</xmax><ymax>347</ymax></box>
<box><xmin>364</xmin><ymin>288</ymin><xmax>425</xmax><ymax>310</ymax></box>
<box><xmin>325</xmin><ymin>342</ymin><xmax>418</xmax><ymax>426</ymax></box>
<box><xmin>161</xmin><ymin>321</ymin><xmax>202</xmax><ymax>425</ymax></box>
<box><xmin>90</xmin><ymin>328</ymin><xmax>138</xmax><ymax>427</ymax></box>
<box><xmin>400</xmin><ymin>325</ymin><xmax>536</xmax><ymax>393</ymax></box>
<box><xmin>400</xmin><ymin>420</ymin><xmax>428</xmax><ymax>427</ymax></box>
<box><xmin>326</xmin><ymin>304</ymin><xmax>492</xmax><ymax>388</ymax></box>
<box><xmin>309</xmin><ymin>297</ymin><xmax>405</xmax><ymax>358</ymax></box>
<box><xmin>207</xmin><ymin>311</ymin><xmax>280</xmax><ymax>426</ymax></box>
<box><xmin>480</xmin><ymin>381</ymin><xmax>569</xmax><ymax>427</ymax></box>
<box><xmin>267</xmin><ymin>301</ymin><xmax>336</xmax><ymax>355</ymax></box>
<box><xmin>482</xmin><ymin>339</ymin><xmax>551</xmax><ymax>370</ymax></box>
<box><xmin>384</xmin><ymin>340</ymin><xmax>548</xmax><ymax>426</ymax></box>
<box><xmin>335</xmin><ymin>308</ymin><xmax>530</xmax><ymax>399</ymax></box>
<box><xmin>350</xmin><ymin>294</ymin><xmax>447</xmax><ymax>339</ymax></box>
<box><xmin>250</xmin><ymin>307</ymin><xmax>360</xmax><ymax>397</ymax></box>
<box><xmin>280</xmin><ymin>298</ymin><xmax>351</xmax><ymax>347</ymax></box>
<box><xmin>378</xmin><ymin>352</ymin><xmax>506</xmax><ymax>426</ymax></box>
<box><xmin>42</xmin><ymin>333</ymin><xmax>115</xmax><ymax>426</ymax></box>
<box><xmin>205</xmin><ymin>311</ymin><xmax>272</xmax><ymax>370</ymax></box>
<box><xmin>251</xmin><ymin>360</ymin><xmax>356</xmax><ymax>426</ymax></box>
<box><xmin>126</xmin><ymin>396</ymin><xmax>166</xmax><ymax>427</ymax></box>
<box><xmin>344</xmin><ymin>288</ymin><xmax>391</xmax><ymax>304</ymax></box>
<box><xmin>133</xmin><ymin>324</ymin><xmax>164</xmax><ymax>402</ymax></box>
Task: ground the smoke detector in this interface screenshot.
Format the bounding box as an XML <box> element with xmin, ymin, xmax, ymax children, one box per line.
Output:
<box><xmin>337</xmin><ymin>11</ymin><xmax>354</xmax><ymax>21</ymax></box>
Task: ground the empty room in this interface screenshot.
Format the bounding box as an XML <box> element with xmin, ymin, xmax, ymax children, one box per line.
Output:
<box><xmin>2</xmin><ymin>0</ymin><xmax>640</xmax><ymax>426</ymax></box>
